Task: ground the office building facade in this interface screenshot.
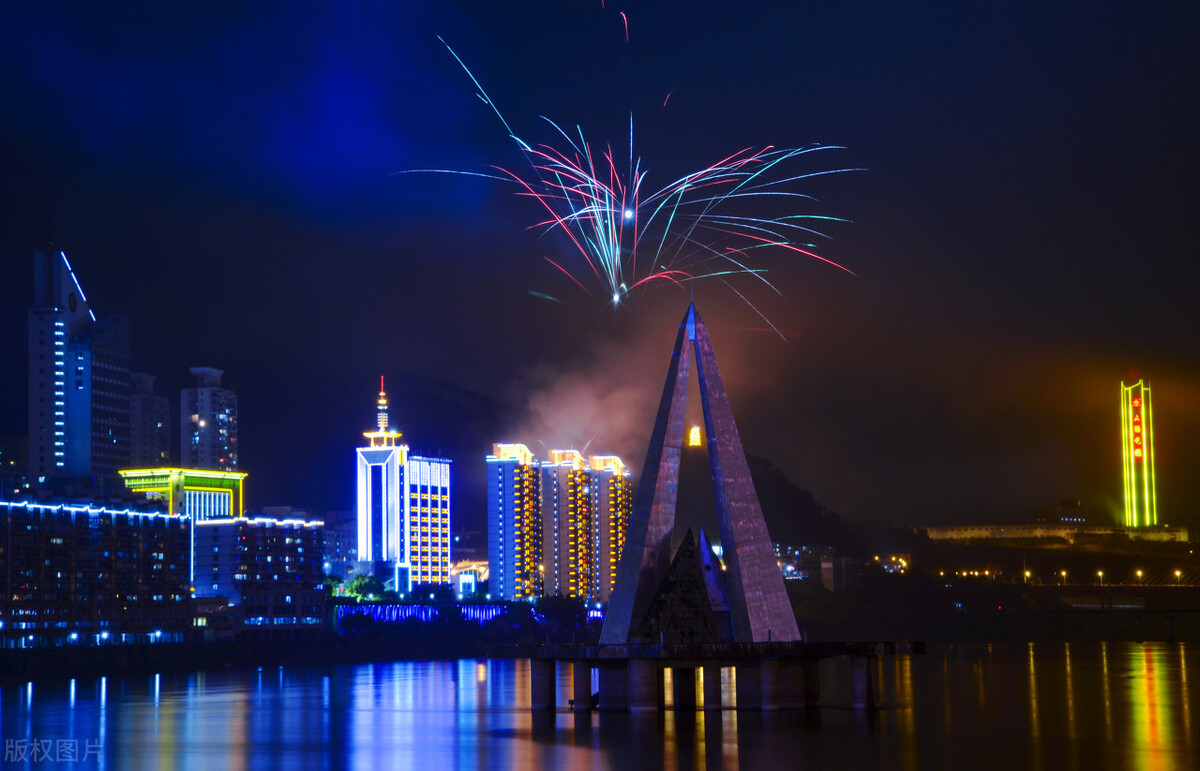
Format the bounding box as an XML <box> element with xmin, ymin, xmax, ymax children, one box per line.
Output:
<box><xmin>194</xmin><ymin>516</ymin><xmax>325</xmax><ymax>628</ymax></box>
<box><xmin>322</xmin><ymin>516</ymin><xmax>358</xmax><ymax>578</ymax></box>
<box><xmin>0</xmin><ymin>498</ymin><xmax>191</xmax><ymax>647</ymax></box>
<box><xmin>405</xmin><ymin>455</ymin><xmax>452</xmax><ymax>587</ymax></box>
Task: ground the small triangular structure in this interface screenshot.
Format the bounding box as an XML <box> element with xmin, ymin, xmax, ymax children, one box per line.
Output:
<box><xmin>601</xmin><ymin>304</ymin><xmax>800</xmax><ymax>644</ymax></box>
<box><xmin>632</xmin><ymin>529</ymin><xmax>731</xmax><ymax>644</ymax></box>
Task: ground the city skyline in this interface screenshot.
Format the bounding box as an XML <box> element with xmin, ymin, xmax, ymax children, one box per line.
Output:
<box><xmin>0</xmin><ymin>2</ymin><xmax>1197</xmax><ymax>531</ymax></box>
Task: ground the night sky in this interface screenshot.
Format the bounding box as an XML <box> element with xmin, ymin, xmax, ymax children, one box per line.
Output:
<box><xmin>2</xmin><ymin>2</ymin><xmax>1197</xmax><ymax>534</ymax></box>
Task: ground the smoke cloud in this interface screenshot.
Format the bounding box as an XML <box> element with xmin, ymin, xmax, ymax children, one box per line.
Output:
<box><xmin>508</xmin><ymin>332</ymin><xmax>668</xmax><ymax>468</ymax></box>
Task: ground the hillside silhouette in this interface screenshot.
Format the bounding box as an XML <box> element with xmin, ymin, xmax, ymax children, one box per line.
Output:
<box><xmin>672</xmin><ymin>443</ymin><xmax>862</xmax><ymax>555</ymax></box>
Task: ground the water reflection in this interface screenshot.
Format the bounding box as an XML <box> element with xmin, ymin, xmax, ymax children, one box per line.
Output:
<box><xmin>1181</xmin><ymin>646</ymin><xmax>1192</xmax><ymax>752</ymax></box>
<box><xmin>1065</xmin><ymin>642</ymin><xmax>1076</xmax><ymax>742</ymax></box>
<box><xmin>0</xmin><ymin>643</ymin><xmax>1197</xmax><ymax>769</ymax></box>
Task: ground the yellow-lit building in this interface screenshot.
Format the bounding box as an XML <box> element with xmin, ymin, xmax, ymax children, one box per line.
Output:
<box><xmin>487</xmin><ymin>444</ymin><xmax>542</xmax><ymax>599</ymax></box>
<box><xmin>589</xmin><ymin>455</ymin><xmax>632</xmax><ymax>603</ymax></box>
<box><xmin>119</xmin><ymin>467</ymin><xmax>246</xmax><ymax>520</ymax></box>
<box><xmin>541</xmin><ymin>450</ymin><xmax>593</xmax><ymax>601</ymax></box>
<box><xmin>405</xmin><ymin>456</ymin><xmax>452</xmax><ymax>587</ymax></box>
<box><xmin>487</xmin><ymin>445</ymin><xmax>631</xmax><ymax>603</ymax></box>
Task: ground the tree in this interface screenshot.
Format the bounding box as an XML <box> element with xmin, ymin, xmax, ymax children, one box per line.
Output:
<box><xmin>536</xmin><ymin>596</ymin><xmax>587</xmax><ymax>628</ymax></box>
<box><xmin>346</xmin><ymin>575</ymin><xmax>385</xmax><ymax>602</ymax></box>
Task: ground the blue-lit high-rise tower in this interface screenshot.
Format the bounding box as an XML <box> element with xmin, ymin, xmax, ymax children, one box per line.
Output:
<box><xmin>355</xmin><ymin>379</ymin><xmax>451</xmax><ymax>591</ymax></box>
<box><xmin>27</xmin><ymin>243</ymin><xmax>130</xmax><ymax>491</ymax></box>
<box><xmin>487</xmin><ymin>443</ymin><xmax>542</xmax><ymax>600</ymax></box>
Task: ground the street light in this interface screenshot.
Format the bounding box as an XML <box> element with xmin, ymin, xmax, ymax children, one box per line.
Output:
<box><xmin>1097</xmin><ymin>570</ymin><xmax>1104</xmax><ymax>585</ymax></box>
<box><xmin>1061</xmin><ymin>570</ymin><xmax>1068</xmax><ymax>585</ymax></box>
<box><xmin>1136</xmin><ymin>569</ymin><xmax>1144</xmax><ymax>582</ymax></box>
<box><xmin>1176</xmin><ymin>570</ymin><xmax>1183</xmax><ymax>582</ymax></box>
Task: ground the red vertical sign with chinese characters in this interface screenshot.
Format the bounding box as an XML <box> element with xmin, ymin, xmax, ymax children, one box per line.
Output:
<box><xmin>1131</xmin><ymin>396</ymin><xmax>1143</xmax><ymax>461</ymax></box>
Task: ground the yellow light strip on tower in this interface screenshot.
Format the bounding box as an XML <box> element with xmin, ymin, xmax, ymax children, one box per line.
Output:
<box><xmin>1119</xmin><ymin>380</ymin><xmax>1157</xmax><ymax>528</ymax></box>
<box><xmin>1145</xmin><ymin>383</ymin><xmax>1157</xmax><ymax>526</ymax></box>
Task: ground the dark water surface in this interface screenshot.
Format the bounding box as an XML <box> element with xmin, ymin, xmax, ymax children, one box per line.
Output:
<box><xmin>1</xmin><ymin>642</ymin><xmax>1195</xmax><ymax>769</ymax></box>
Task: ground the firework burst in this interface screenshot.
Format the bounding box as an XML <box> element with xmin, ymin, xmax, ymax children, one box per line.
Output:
<box><xmin>404</xmin><ymin>39</ymin><xmax>861</xmax><ymax>331</ymax></box>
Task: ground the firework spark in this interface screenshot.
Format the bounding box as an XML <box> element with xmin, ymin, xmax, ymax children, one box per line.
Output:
<box><xmin>406</xmin><ymin>39</ymin><xmax>861</xmax><ymax>329</ymax></box>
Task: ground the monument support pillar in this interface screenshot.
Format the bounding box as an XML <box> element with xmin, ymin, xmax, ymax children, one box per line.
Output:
<box><xmin>628</xmin><ymin>659</ymin><xmax>661</xmax><ymax>714</ymax></box>
<box><xmin>802</xmin><ymin>659</ymin><xmax>822</xmax><ymax>707</ymax></box>
<box><xmin>735</xmin><ymin>662</ymin><xmax>762</xmax><ymax>710</ymax></box>
<box><xmin>759</xmin><ymin>660</ymin><xmax>780</xmax><ymax>711</ymax></box>
<box><xmin>702</xmin><ymin>664</ymin><xmax>723</xmax><ymax>710</ymax></box>
<box><xmin>778</xmin><ymin>659</ymin><xmax>804</xmax><ymax>709</ymax></box>
<box><xmin>672</xmin><ymin>667</ymin><xmax>697</xmax><ymax>711</ymax></box>
<box><xmin>598</xmin><ymin>663</ymin><xmax>628</xmax><ymax>712</ymax></box>
<box><xmin>530</xmin><ymin>659</ymin><xmax>555</xmax><ymax>712</ymax></box>
<box><xmin>851</xmin><ymin>655</ymin><xmax>876</xmax><ymax>710</ymax></box>
<box><xmin>572</xmin><ymin>662</ymin><xmax>592</xmax><ymax>711</ymax></box>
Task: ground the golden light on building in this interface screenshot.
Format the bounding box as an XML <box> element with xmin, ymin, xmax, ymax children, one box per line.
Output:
<box><xmin>547</xmin><ymin>449</ymin><xmax>584</xmax><ymax>469</ymax></box>
<box><xmin>688</xmin><ymin>425</ymin><xmax>702</xmax><ymax>447</ymax></box>
<box><xmin>119</xmin><ymin>467</ymin><xmax>247</xmax><ymax>519</ymax></box>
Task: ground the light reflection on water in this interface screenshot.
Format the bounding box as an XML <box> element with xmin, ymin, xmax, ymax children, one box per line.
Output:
<box><xmin>1</xmin><ymin>643</ymin><xmax>1197</xmax><ymax>769</ymax></box>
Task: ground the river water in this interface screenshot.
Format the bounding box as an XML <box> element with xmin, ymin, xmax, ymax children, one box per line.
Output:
<box><xmin>0</xmin><ymin>642</ymin><xmax>1195</xmax><ymax>769</ymax></box>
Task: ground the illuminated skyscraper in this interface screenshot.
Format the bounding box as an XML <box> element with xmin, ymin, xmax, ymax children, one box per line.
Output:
<box><xmin>28</xmin><ymin>244</ymin><xmax>130</xmax><ymax>491</ymax></box>
<box><xmin>487</xmin><ymin>443</ymin><xmax>542</xmax><ymax>600</ymax></box>
<box><xmin>181</xmin><ymin>367</ymin><xmax>238</xmax><ymax>470</ymax></box>
<box><xmin>588</xmin><ymin>455</ymin><xmax>632</xmax><ymax>602</ymax></box>
<box><xmin>541</xmin><ymin>450</ymin><xmax>593</xmax><ymax>600</ymax></box>
<box><xmin>354</xmin><ymin>379</ymin><xmax>451</xmax><ymax>591</ymax></box>
<box><xmin>487</xmin><ymin>445</ymin><xmax>631</xmax><ymax>602</ymax></box>
<box><xmin>1120</xmin><ymin>380</ymin><xmax>1157</xmax><ymax>528</ymax></box>
<box><xmin>405</xmin><ymin>454</ymin><xmax>452</xmax><ymax>588</ymax></box>
<box><xmin>357</xmin><ymin>380</ymin><xmax>406</xmax><ymax>570</ymax></box>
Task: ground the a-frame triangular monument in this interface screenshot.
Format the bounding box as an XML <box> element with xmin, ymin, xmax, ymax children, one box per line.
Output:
<box><xmin>601</xmin><ymin>304</ymin><xmax>800</xmax><ymax>644</ymax></box>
